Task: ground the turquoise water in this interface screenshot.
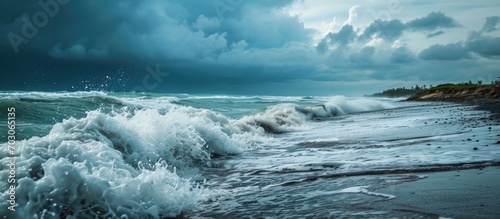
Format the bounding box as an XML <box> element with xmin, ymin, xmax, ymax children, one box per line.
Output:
<box><xmin>0</xmin><ymin>91</ymin><xmax>499</xmax><ymax>218</ymax></box>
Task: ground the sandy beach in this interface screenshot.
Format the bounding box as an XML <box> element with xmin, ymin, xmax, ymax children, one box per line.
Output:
<box><xmin>373</xmin><ymin>98</ymin><xmax>500</xmax><ymax>219</ymax></box>
<box><xmin>370</xmin><ymin>166</ymin><xmax>500</xmax><ymax>219</ymax></box>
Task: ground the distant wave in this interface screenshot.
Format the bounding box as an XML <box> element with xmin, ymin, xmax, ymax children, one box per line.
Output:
<box><xmin>239</xmin><ymin>96</ymin><xmax>393</xmax><ymax>133</ymax></box>
<box><xmin>0</xmin><ymin>91</ymin><xmax>109</xmax><ymax>100</ymax></box>
<box><xmin>0</xmin><ymin>91</ymin><xmax>130</xmax><ymax>114</ymax></box>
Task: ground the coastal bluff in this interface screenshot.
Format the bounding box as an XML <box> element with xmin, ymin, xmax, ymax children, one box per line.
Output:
<box><xmin>408</xmin><ymin>84</ymin><xmax>500</xmax><ymax>101</ymax></box>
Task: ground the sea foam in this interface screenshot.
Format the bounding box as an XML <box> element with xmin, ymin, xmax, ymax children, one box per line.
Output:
<box><xmin>0</xmin><ymin>95</ymin><xmax>392</xmax><ymax>218</ymax></box>
<box><xmin>237</xmin><ymin>96</ymin><xmax>393</xmax><ymax>133</ymax></box>
<box><xmin>0</xmin><ymin>105</ymin><xmax>265</xmax><ymax>218</ymax></box>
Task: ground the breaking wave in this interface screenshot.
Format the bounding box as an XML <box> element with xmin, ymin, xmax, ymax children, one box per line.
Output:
<box><xmin>238</xmin><ymin>96</ymin><xmax>393</xmax><ymax>133</ymax></box>
<box><xmin>0</xmin><ymin>94</ymin><xmax>392</xmax><ymax>218</ymax></box>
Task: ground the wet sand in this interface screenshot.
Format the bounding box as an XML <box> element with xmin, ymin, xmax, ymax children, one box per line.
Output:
<box><xmin>383</xmin><ymin>98</ymin><xmax>500</xmax><ymax>218</ymax></box>
<box><xmin>471</xmin><ymin>98</ymin><xmax>500</xmax><ymax>118</ymax></box>
<box><xmin>372</xmin><ymin>166</ymin><xmax>500</xmax><ymax>219</ymax></box>
<box><xmin>408</xmin><ymin>98</ymin><xmax>500</xmax><ymax>118</ymax></box>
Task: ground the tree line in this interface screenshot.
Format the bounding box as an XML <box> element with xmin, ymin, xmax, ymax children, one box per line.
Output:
<box><xmin>371</xmin><ymin>78</ymin><xmax>500</xmax><ymax>98</ymax></box>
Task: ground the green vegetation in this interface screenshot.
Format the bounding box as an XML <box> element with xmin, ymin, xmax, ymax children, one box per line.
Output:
<box><xmin>408</xmin><ymin>79</ymin><xmax>500</xmax><ymax>100</ymax></box>
<box><xmin>371</xmin><ymin>78</ymin><xmax>500</xmax><ymax>98</ymax></box>
<box><xmin>429</xmin><ymin>83</ymin><xmax>482</xmax><ymax>92</ymax></box>
<box><xmin>370</xmin><ymin>85</ymin><xmax>429</xmax><ymax>98</ymax></box>
<box><xmin>428</xmin><ymin>80</ymin><xmax>499</xmax><ymax>93</ymax></box>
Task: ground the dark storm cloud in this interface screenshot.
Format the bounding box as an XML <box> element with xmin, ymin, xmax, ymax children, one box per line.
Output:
<box><xmin>360</xmin><ymin>19</ymin><xmax>407</xmax><ymax>41</ymax></box>
<box><xmin>358</xmin><ymin>11</ymin><xmax>459</xmax><ymax>42</ymax></box>
<box><xmin>466</xmin><ymin>35</ymin><xmax>500</xmax><ymax>58</ymax></box>
<box><xmin>325</xmin><ymin>25</ymin><xmax>356</xmax><ymax>45</ymax></box>
<box><xmin>419</xmin><ymin>17</ymin><xmax>500</xmax><ymax>61</ymax></box>
<box><xmin>313</xmin><ymin>11</ymin><xmax>465</xmax><ymax>78</ymax></box>
<box><xmin>391</xmin><ymin>47</ymin><xmax>416</xmax><ymax>63</ymax></box>
<box><xmin>223</xmin><ymin>7</ymin><xmax>313</xmax><ymax>49</ymax></box>
<box><xmin>406</xmin><ymin>11</ymin><xmax>460</xmax><ymax>31</ymax></box>
<box><xmin>426</xmin><ymin>30</ymin><xmax>445</xmax><ymax>38</ymax></box>
<box><xmin>317</xmin><ymin>18</ymin><xmax>408</xmax><ymax>57</ymax></box>
<box><xmin>349</xmin><ymin>46</ymin><xmax>375</xmax><ymax>63</ymax></box>
<box><xmin>0</xmin><ymin>0</ymin><xmax>316</xmax><ymax>92</ymax></box>
<box><xmin>481</xmin><ymin>16</ymin><xmax>500</xmax><ymax>33</ymax></box>
<box><xmin>318</xmin><ymin>11</ymin><xmax>499</xmax><ymax>68</ymax></box>
<box><xmin>418</xmin><ymin>35</ymin><xmax>500</xmax><ymax>61</ymax></box>
<box><xmin>319</xmin><ymin>11</ymin><xmax>461</xmax><ymax>55</ymax></box>
<box><xmin>1</xmin><ymin>0</ymin><xmax>303</xmax><ymax>59</ymax></box>
<box><xmin>316</xmin><ymin>24</ymin><xmax>355</xmax><ymax>53</ymax></box>
<box><xmin>0</xmin><ymin>1</ymin><xmax>499</xmax><ymax>95</ymax></box>
<box><xmin>418</xmin><ymin>43</ymin><xmax>469</xmax><ymax>61</ymax></box>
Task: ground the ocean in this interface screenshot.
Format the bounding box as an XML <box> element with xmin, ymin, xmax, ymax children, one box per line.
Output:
<box><xmin>0</xmin><ymin>91</ymin><xmax>499</xmax><ymax>218</ymax></box>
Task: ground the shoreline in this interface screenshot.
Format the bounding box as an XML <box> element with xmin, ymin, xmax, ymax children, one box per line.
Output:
<box><xmin>371</xmin><ymin>167</ymin><xmax>500</xmax><ymax>219</ymax></box>
<box><xmin>406</xmin><ymin>98</ymin><xmax>500</xmax><ymax>118</ymax></box>
<box><xmin>374</xmin><ymin>97</ymin><xmax>500</xmax><ymax>218</ymax></box>
<box><xmin>405</xmin><ymin>84</ymin><xmax>500</xmax><ymax>117</ymax></box>
<box><xmin>468</xmin><ymin>98</ymin><xmax>500</xmax><ymax>117</ymax></box>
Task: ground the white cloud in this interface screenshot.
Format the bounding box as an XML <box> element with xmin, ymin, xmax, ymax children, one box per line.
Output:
<box><xmin>345</xmin><ymin>5</ymin><xmax>360</xmax><ymax>25</ymax></box>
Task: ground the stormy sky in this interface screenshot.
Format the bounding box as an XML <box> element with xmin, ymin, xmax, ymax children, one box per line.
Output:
<box><xmin>1</xmin><ymin>0</ymin><xmax>499</xmax><ymax>95</ymax></box>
